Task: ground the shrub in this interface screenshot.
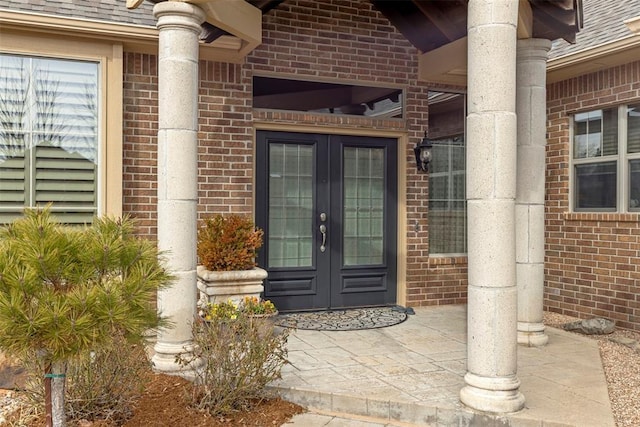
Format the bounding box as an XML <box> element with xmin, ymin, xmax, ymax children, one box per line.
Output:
<box><xmin>20</xmin><ymin>333</ymin><xmax>150</xmax><ymax>425</ymax></box>
<box><xmin>64</xmin><ymin>333</ymin><xmax>150</xmax><ymax>424</ymax></box>
<box><xmin>197</xmin><ymin>214</ymin><xmax>263</xmax><ymax>271</ymax></box>
<box><xmin>177</xmin><ymin>312</ymin><xmax>289</xmax><ymax>416</ymax></box>
<box><xmin>0</xmin><ymin>208</ymin><xmax>172</xmax><ymax>425</ymax></box>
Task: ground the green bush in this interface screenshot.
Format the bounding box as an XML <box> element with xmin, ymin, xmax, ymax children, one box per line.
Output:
<box><xmin>178</xmin><ymin>312</ymin><xmax>289</xmax><ymax>416</ymax></box>
<box><xmin>0</xmin><ymin>208</ymin><xmax>173</xmax><ymax>425</ymax></box>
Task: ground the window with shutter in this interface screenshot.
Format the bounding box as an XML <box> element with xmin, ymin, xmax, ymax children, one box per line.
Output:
<box><xmin>0</xmin><ymin>54</ymin><xmax>99</xmax><ymax>224</ymax></box>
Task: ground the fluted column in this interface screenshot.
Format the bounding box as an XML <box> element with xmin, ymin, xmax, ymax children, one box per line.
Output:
<box><xmin>151</xmin><ymin>1</ymin><xmax>204</xmax><ymax>374</ymax></box>
<box><xmin>516</xmin><ymin>38</ymin><xmax>552</xmax><ymax>347</ymax></box>
<box><xmin>460</xmin><ymin>0</ymin><xmax>525</xmax><ymax>413</ymax></box>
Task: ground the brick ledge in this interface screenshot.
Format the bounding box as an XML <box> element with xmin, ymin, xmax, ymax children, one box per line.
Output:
<box><xmin>563</xmin><ymin>212</ymin><xmax>640</xmax><ymax>222</ymax></box>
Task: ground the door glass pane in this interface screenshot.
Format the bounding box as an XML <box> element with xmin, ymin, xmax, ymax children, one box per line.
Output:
<box><xmin>343</xmin><ymin>147</ymin><xmax>384</xmax><ymax>266</ymax></box>
<box><xmin>574</xmin><ymin>161</ymin><xmax>617</xmax><ymax>210</ymax></box>
<box><xmin>630</xmin><ymin>159</ymin><xmax>640</xmax><ymax>211</ymax></box>
<box><xmin>268</xmin><ymin>143</ymin><xmax>313</xmax><ymax>268</ymax></box>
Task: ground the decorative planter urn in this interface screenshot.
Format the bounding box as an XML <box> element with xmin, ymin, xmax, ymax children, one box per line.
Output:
<box><xmin>196</xmin><ymin>266</ymin><xmax>268</xmax><ymax>308</ymax></box>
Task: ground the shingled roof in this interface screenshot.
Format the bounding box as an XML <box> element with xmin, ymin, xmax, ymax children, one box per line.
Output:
<box><xmin>0</xmin><ymin>0</ymin><xmax>156</xmax><ymax>27</ymax></box>
<box><xmin>549</xmin><ymin>0</ymin><xmax>640</xmax><ymax>58</ymax></box>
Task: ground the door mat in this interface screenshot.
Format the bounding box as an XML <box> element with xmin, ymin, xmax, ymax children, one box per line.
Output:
<box><xmin>275</xmin><ymin>306</ymin><xmax>412</xmax><ymax>331</ymax></box>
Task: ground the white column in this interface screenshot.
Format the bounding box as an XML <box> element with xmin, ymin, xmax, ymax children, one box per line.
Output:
<box><xmin>460</xmin><ymin>0</ymin><xmax>525</xmax><ymax>414</ymax></box>
<box><xmin>516</xmin><ymin>38</ymin><xmax>552</xmax><ymax>347</ymax></box>
<box><xmin>151</xmin><ymin>1</ymin><xmax>204</xmax><ymax>374</ymax></box>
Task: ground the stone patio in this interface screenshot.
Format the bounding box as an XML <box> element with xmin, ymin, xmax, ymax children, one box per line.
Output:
<box><xmin>270</xmin><ymin>305</ymin><xmax>614</xmax><ymax>426</ymax></box>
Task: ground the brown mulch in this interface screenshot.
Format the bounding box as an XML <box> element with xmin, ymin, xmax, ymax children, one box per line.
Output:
<box><xmin>3</xmin><ymin>372</ymin><xmax>305</xmax><ymax>427</ymax></box>
<box><xmin>123</xmin><ymin>374</ymin><xmax>305</xmax><ymax>427</ymax></box>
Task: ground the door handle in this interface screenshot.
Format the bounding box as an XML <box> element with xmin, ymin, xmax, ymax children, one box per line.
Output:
<box><xmin>319</xmin><ymin>224</ymin><xmax>327</xmax><ymax>252</ymax></box>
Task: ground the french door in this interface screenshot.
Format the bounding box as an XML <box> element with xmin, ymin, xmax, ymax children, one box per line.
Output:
<box><xmin>255</xmin><ymin>131</ymin><xmax>397</xmax><ymax>311</ymax></box>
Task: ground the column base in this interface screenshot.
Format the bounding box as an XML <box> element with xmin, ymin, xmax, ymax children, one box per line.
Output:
<box><xmin>151</xmin><ymin>341</ymin><xmax>202</xmax><ymax>381</ymax></box>
<box><xmin>517</xmin><ymin>322</ymin><xmax>549</xmax><ymax>347</ymax></box>
<box><xmin>460</xmin><ymin>372</ymin><xmax>525</xmax><ymax>414</ymax></box>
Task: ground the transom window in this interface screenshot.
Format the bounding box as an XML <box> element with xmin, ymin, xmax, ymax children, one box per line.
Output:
<box><xmin>0</xmin><ymin>53</ymin><xmax>99</xmax><ymax>224</ymax></box>
<box><xmin>572</xmin><ymin>105</ymin><xmax>640</xmax><ymax>212</ymax></box>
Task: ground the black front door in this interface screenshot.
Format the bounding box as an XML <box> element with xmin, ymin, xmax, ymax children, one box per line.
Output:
<box><xmin>256</xmin><ymin>131</ymin><xmax>397</xmax><ymax>311</ymax></box>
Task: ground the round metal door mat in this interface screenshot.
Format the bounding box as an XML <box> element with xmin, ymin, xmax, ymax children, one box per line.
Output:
<box><xmin>275</xmin><ymin>306</ymin><xmax>410</xmax><ymax>331</ymax></box>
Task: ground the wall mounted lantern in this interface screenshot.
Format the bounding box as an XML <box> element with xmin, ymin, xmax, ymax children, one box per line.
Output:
<box><xmin>414</xmin><ymin>131</ymin><xmax>433</xmax><ymax>172</ymax></box>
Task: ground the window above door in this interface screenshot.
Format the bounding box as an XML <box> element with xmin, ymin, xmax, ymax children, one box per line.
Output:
<box><xmin>253</xmin><ymin>76</ymin><xmax>403</xmax><ymax>118</ymax></box>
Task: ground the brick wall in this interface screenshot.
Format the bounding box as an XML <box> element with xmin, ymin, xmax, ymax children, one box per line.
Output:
<box><xmin>120</xmin><ymin>0</ymin><xmax>468</xmax><ymax>307</ymax></box>
<box><xmin>546</xmin><ymin>61</ymin><xmax>640</xmax><ymax>331</ymax></box>
<box><xmin>123</xmin><ymin>52</ymin><xmax>158</xmax><ymax>239</ymax></box>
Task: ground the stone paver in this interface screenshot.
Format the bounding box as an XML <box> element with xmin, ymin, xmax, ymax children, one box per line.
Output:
<box><xmin>273</xmin><ymin>305</ymin><xmax>615</xmax><ymax>427</ymax></box>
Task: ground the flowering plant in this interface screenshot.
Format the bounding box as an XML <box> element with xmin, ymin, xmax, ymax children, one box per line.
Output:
<box><xmin>201</xmin><ymin>297</ymin><xmax>277</xmax><ymax>321</ymax></box>
<box><xmin>202</xmin><ymin>300</ymin><xmax>239</xmax><ymax>321</ymax></box>
<box><xmin>240</xmin><ymin>296</ymin><xmax>277</xmax><ymax>315</ymax></box>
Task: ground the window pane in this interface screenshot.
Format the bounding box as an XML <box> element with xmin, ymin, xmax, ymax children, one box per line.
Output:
<box><xmin>343</xmin><ymin>147</ymin><xmax>384</xmax><ymax>266</ymax></box>
<box><xmin>602</xmin><ymin>108</ymin><xmax>618</xmax><ymax>156</ymax></box>
<box><xmin>253</xmin><ymin>76</ymin><xmax>403</xmax><ymax>118</ymax></box>
<box><xmin>628</xmin><ymin>105</ymin><xmax>640</xmax><ymax>154</ymax></box>
<box><xmin>0</xmin><ymin>54</ymin><xmax>99</xmax><ymax>223</ymax></box>
<box><xmin>630</xmin><ymin>159</ymin><xmax>640</xmax><ymax>210</ymax></box>
<box><xmin>574</xmin><ymin>162</ymin><xmax>617</xmax><ymax>210</ymax></box>
<box><xmin>574</xmin><ymin>109</ymin><xmax>618</xmax><ymax>159</ymax></box>
<box><xmin>427</xmin><ymin>91</ymin><xmax>466</xmax><ymax>254</ymax></box>
<box><xmin>267</xmin><ymin>143</ymin><xmax>313</xmax><ymax>268</ymax></box>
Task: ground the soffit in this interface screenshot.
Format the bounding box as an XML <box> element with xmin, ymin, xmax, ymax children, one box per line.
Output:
<box><xmin>193</xmin><ymin>0</ymin><xmax>581</xmax><ymax>54</ymax></box>
<box><xmin>371</xmin><ymin>0</ymin><xmax>581</xmax><ymax>54</ymax></box>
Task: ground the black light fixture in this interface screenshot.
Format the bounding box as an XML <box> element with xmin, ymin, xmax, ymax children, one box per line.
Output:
<box><xmin>414</xmin><ymin>131</ymin><xmax>433</xmax><ymax>172</ymax></box>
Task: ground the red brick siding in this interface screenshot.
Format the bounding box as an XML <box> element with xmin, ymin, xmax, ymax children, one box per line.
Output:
<box><xmin>407</xmin><ymin>257</ymin><xmax>468</xmax><ymax>306</ymax></box>
<box><xmin>120</xmin><ymin>0</ymin><xmax>468</xmax><ymax>307</ymax></box>
<box><xmin>546</xmin><ymin>61</ymin><xmax>640</xmax><ymax>331</ymax></box>
<box><xmin>197</xmin><ymin>62</ymin><xmax>253</xmax><ymax>216</ymax></box>
<box><xmin>123</xmin><ymin>52</ymin><xmax>158</xmax><ymax>239</ymax></box>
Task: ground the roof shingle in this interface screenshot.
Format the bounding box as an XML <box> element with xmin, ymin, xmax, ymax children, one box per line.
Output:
<box><xmin>0</xmin><ymin>0</ymin><xmax>156</xmax><ymax>27</ymax></box>
<box><xmin>549</xmin><ymin>0</ymin><xmax>640</xmax><ymax>58</ymax></box>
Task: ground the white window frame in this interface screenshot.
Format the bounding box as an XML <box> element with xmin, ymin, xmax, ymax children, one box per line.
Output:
<box><xmin>570</xmin><ymin>104</ymin><xmax>640</xmax><ymax>213</ymax></box>
<box><xmin>1</xmin><ymin>31</ymin><xmax>123</xmax><ymax>221</ymax></box>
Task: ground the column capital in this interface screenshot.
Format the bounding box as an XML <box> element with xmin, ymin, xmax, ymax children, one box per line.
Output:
<box><xmin>153</xmin><ymin>1</ymin><xmax>205</xmax><ymax>33</ymax></box>
<box><xmin>516</xmin><ymin>38</ymin><xmax>552</xmax><ymax>61</ymax></box>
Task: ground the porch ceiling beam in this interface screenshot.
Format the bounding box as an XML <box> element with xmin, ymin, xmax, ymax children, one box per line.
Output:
<box><xmin>417</xmin><ymin>36</ymin><xmax>467</xmax><ymax>86</ymax></box>
<box><xmin>188</xmin><ymin>0</ymin><xmax>262</xmax><ymax>51</ymax></box>
<box><xmin>518</xmin><ymin>0</ymin><xmax>534</xmax><ymax>39</ymax></box>
<box><xmin>126</xmin><ymin>0</ymin><xmax>262</xmax><ymax>59</ymax></box>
